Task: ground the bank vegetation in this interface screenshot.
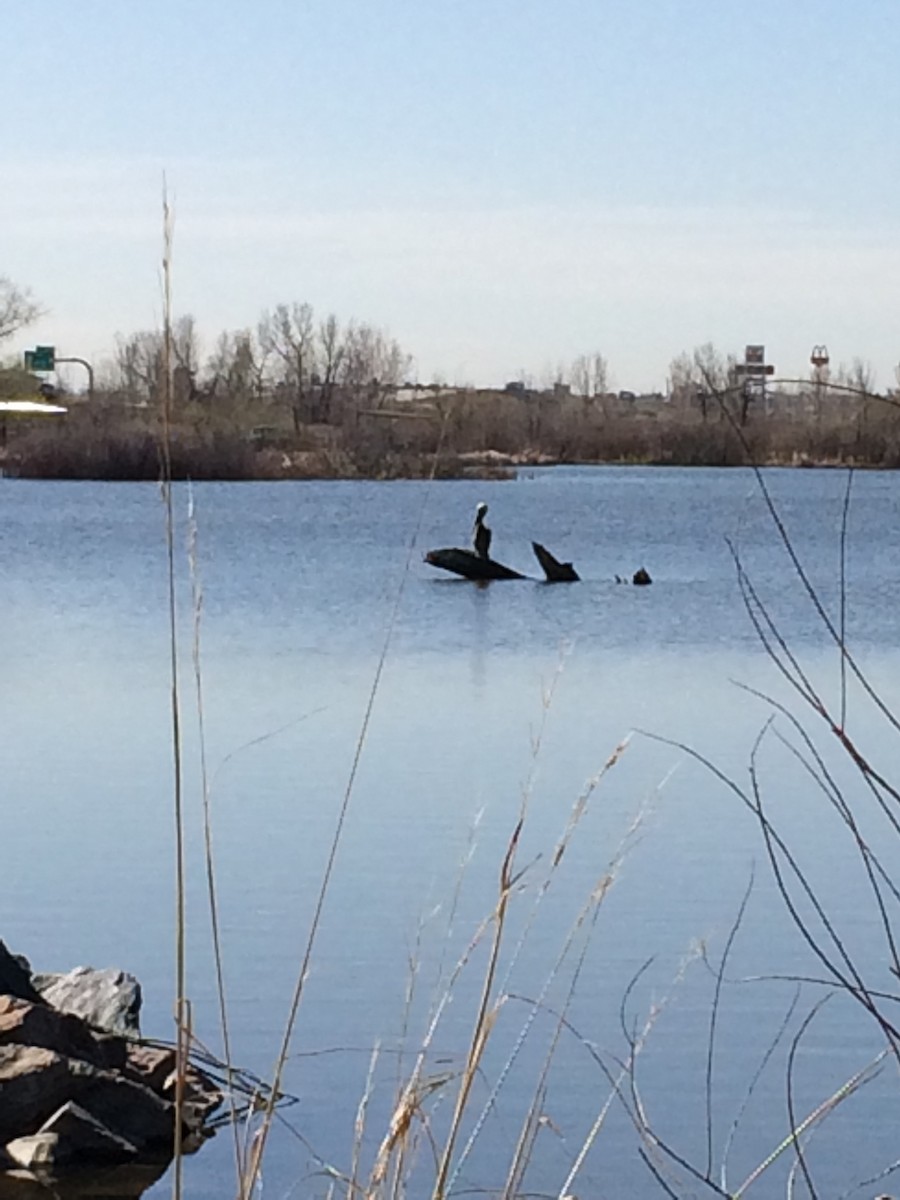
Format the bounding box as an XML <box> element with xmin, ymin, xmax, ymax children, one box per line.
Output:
<box><xmin>4</xmin><ymin>299</ymin><xmax>900</xmax><ymax>479</ymax></box>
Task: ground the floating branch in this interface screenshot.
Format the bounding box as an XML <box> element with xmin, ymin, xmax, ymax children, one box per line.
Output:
<box><xmin>531</xmin><ymin>541</ymin><xmax>579</xmax><ymax>582</ymax></box>
<box><xmin>425</xmin><ymin>548</ymin><xmax>526</xmax><ymax>580</ymax></box>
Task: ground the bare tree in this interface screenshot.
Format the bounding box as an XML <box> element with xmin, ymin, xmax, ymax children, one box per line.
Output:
<box><xmin>109</xmin><ymin>317</ymin><xmax>199</xmax><ymax>407</ymax></box>
<box><xmin>338</xmin><ymin>321</ymin><xmax>412</xmax><ymax>420</ymax></box>
<box><xmin>693</xmin><ymin>341</ymin><xmax>731</xmax><ymax>392</ymax></box>
<box><xmin>848</xmin><ymin>357</ymin><xmax>874</xmax><ymax>394</ymax></box>
<box><xmin>847</xmin><ymin>358</ymin><xmax>875</xmax><ymax>448</ymax></box>
<box><xmin>206</xmin><ymin>329</ymin><xmax>269</xmax><ymax>405</ymax></box>
<box><xmin>667</xmin><ymin>344</ymin><xmax>739</xmax><ymax>422</ymax></box>
<box><xmin>258</xmin><ymin>303</ymin><xmax>317</xmax><ymax>431</ymax></box>
<box><xmin>114</xmin><ymin>330</ymin><xmax>165</xmax><ymax>404</ymax></box>
<box><xmin>667</xmin><ymin>351</ymin><xmax>697</xmax><ymax>413</ymax></box>
<box><xmin>171</xmin><ymin>314</ymin><xmax>200</xmax><ymax>405</ymax></box>
<box><xmin>570</xmin><ymin>352</ymin><xmax>609</xmax><ymax>420</ymax></box>
<box><xmin>317</xmin><ymin>313</ymin><xmax>345</xmax><ymax>423</ymax></box>
<box><xmin>0</xmin><ymin>276</ymin><xmax>42</xmax><ymax>342</ymax></box>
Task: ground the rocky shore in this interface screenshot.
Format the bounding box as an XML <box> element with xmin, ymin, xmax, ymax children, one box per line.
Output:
<box><xmin>0</xmin><ymin>941</ymin><xmax>221</xmax><ymax>1182</ymax></box>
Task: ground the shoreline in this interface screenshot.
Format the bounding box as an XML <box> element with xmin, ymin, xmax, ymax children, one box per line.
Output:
<box><xmin>0</xmin><ymin>447</ymin><xmax>890</xmax><ymax>482</ymax></box>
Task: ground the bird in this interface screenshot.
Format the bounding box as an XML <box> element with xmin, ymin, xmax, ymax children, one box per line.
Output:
<box><xmin>473</xmin><ymin>502</ymin><xmax>492</xmax><ymax>560</ymax></box>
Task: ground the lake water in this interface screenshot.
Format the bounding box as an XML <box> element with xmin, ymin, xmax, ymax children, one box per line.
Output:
<box><xmin>2</xmin><ymin>465</ymin><xmax>900</xmax><ymax>1198</ymax></box>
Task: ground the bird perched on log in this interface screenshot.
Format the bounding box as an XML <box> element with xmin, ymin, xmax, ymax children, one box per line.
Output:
<box><xmin>473</xmin><ymin>502</ymin><xmax>492</xmax><ymax>560</ymax></box>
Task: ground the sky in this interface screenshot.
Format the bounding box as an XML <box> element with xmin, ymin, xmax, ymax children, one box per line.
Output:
<box><xmin>4</xmin><ymin>0</ymin><xmax>900</xmax><ymax>392</ymax></box>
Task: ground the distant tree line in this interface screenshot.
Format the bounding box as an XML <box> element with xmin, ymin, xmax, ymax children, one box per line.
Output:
<box><xmin>101</xmin><ymin>305</ymin><xmax>414</xmax><ymax>432</ymax></box>
<box><xmin>4</xmin><ymin>272</ymin><xmax>900</xmax><ymax>476</ymax></box>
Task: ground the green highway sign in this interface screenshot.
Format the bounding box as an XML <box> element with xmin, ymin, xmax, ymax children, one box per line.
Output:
<box><xmin>24</xmin><ymin>346</ymin><xmax>56</xmax><ymax>372</ymax></box>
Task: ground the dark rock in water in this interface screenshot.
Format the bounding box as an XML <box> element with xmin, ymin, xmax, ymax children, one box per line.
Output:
<box><xmin>0</xmin><ymin>1045</ymin><xmax>77</xmax><ymax>1144</ymax></box>
<box><xmin>0</xmin><ymin>1034</ymin><xmax>219</xmax><ymax>1165</ymax></box>
<box><xmin>6</xmin><ymin>1103</ymin><xmax>138</xmax><ymax>1169</ymax></box>
<box><xmin>71</xmin><ymin>1071</ymin><xmax>176</xmax><ymax>1154</ymax></box>
<box><xmin>0</xmin><ymin>945</ymin><xmax>41</xmax><ymax>1006</ymax></box>
<box><xmin>632</xmin><ymin>567</ymin><xmax>652</xmax><ymax>586</ymax></box>
<box><xmin>0</xmin><ymin>1160</ymin><xmax>167</xmax><ymax>1199</ymax></box>
<box><xmin>32</xmin><ymin>970</ymin><xmax>142</xmax><ymax>1039</ymax></box>
<box><xmin>121</xmin><ymin>1045</ymin><xmax>176</xmax><ymax>1094</ymax></box>
<box><xmin>0</xmin><ymin>997</ymin><xmax>126</xmax><ymax>1073</ymax></box>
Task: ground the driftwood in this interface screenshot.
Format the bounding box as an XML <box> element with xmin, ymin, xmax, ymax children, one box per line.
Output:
<box><xmin>531</xmin><ymin>542</ymin><xmax>579</xmax><ymax>582</ymax></box>
<box><xmin>425</xmin><ymin>548</ymin><xmax>526</xmax><ymax>580</ymax></box>
<box><xmin>425</xmin><ymin>542</ymin><xmax>647</xmax><ymax>585</ymax></box>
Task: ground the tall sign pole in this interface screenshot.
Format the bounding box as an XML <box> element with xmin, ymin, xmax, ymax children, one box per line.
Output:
<box><xmin>23</xmin><ymin>347</ymin><xmax>94</xmax><ymax>401</ymax></box>
<box><xmin>810</xmin><ymin>345</ymin><xmax>829</xmax><ymax>424</ymax></box>
<box><xmin>734</xmin><ymin>345</ymin><xmax>775</xmax><ymax>422</ymax></box>
<box><xmin>55</xmin><ymin>357</ymin><xmax>95</xmax><ymax>402</ymax></box>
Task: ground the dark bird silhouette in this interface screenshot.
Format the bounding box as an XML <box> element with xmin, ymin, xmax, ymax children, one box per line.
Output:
<box><xmin>473</xmin><ymin>502</ymin><xmax>492</xmax><ymax>560</ymax></box>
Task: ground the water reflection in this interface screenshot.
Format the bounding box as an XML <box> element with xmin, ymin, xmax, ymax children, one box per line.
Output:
<box><xmin>3</xmin><ymin>468</ymin><xmax>900</xmax><ymax>1198</ymax></box>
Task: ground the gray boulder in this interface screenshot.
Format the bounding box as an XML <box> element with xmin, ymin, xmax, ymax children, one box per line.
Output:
<box><xmin>32</xmin><ymin>970</ymin><xmax>142</xmax><ymax>1039</ymax></box>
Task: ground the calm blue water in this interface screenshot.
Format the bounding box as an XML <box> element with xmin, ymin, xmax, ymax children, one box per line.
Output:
<box><xmin>2</xmin><ymin>466</ymin><xmax>900</xmax><ymax>1198</ymax></box>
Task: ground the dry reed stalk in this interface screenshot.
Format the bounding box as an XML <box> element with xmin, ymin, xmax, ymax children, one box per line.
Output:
<box><xmin>158</xmin><ymin>182</ymin><xmax>188</xmax><ymax>1200</ymax></box>
<box><xmin>187</xmin><ymin>487</ymin><xmax>245</xmax><ymax>1191</ymax></box>
<box><xmin>385</xmin><ymin>818</ymin><xmax>484</xmax><ymax>1200</ymax></box>
<box><xmin>384</xmin><ymin>907</ymin><xmax>441</xmax><ymax>1200</ymax></box>
<box><xmin>450</xmin><ymin>742</ymin><xmax>639</xmax><ymax>1193</ymax></box>
<box><xmin>430</xmin><ymin>818</ymin><xmax>523</xmax><ymax>1200</ymax></box>
<box><xmin>499</xmin><ymin>878</ymin><xmax>611</xmax><ymax>1200</ymax></box>
<box><xmin>348</xmin><ymin>1042</ymin><xmax>381</xmax><ymax>1198</ymax></box>
<box><xmin>363</xmin><ymin>901</ymin><xmax>499</xmax><ymax>1197</ymax></box>
<box><xmin>732</xmin><ymin>1048</ymin><xmax>886</xmax><ymax>1198</ymax></box>
<box><xmin>498</xmin><ymin>786</ymin><xmax>660</xmax><ymax>1197</ymax></box>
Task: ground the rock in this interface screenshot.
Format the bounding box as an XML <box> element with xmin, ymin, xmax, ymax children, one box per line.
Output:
<box><xmin>0</xmin><ymin>998</ymin><xmax>125</xmax><ymax>1073</ymax></box>
<box><xmin>632</xmin><ymin>567</ymin><xmax>652</xmax><ymax>586</ymax></box>
<box><xmin>0</xmin><ymin>945</ymin><xmax>41</xmax><ymax>1005</ymax></box>
<box><xmin>6</xmin><ymin>1103</ymin><xmax>138</xmax><ymax>1169</ymax></box>
<box><xmin>75</xmin><ymin>1071</ymin><xmax>175</xmax><ymax>1153</ymax></box>
<box><xmin>5</xmin><ymin>1136</ymin><xmax>60</xmax><ymax>1171</ymax></box>
<box><xmin>122</xmin><ymin>1046</ymin><xmax>176</xmax><ymax>1094</ymax></box>
<box><xmin>0</xmin><ymin>1161</ymin><xmax>167</xmax><ymax>1199</ymax></box>
<box><xmin>0</xmin><ymin>949</ymin><xmax>222</xmax><ymax>1178</ymax></box>
<box><xmin>0</xmin><ymin>1044</ymin><xmax>178</xmax><ymax>1154</ymax></box>
<box><xmin>0</xmin><ymin>1046</ymin><xmax>76</xmax><ymax>1143</ymax></box>
<box><xmin>32</xmin><ymin>970</ymin><xmax>142</xmax><ymax>1039</ymax></box>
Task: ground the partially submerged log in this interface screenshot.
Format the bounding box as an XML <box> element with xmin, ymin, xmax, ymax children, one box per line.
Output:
<box><xmin>531</xmin><ymin>542</ymin><xmax>579</xmax><ymax>582</ymax></box>
<box><xmin>425</xmin><ymin>548</ymin><xmax>525</xmax><ymax>581</ymax></box>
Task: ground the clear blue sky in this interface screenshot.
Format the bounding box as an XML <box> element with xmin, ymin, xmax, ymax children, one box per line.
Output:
<box><xmin>4</xmin><ymin>0</ymin><xmax>899</xmax><ymax>389</ymax></box>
